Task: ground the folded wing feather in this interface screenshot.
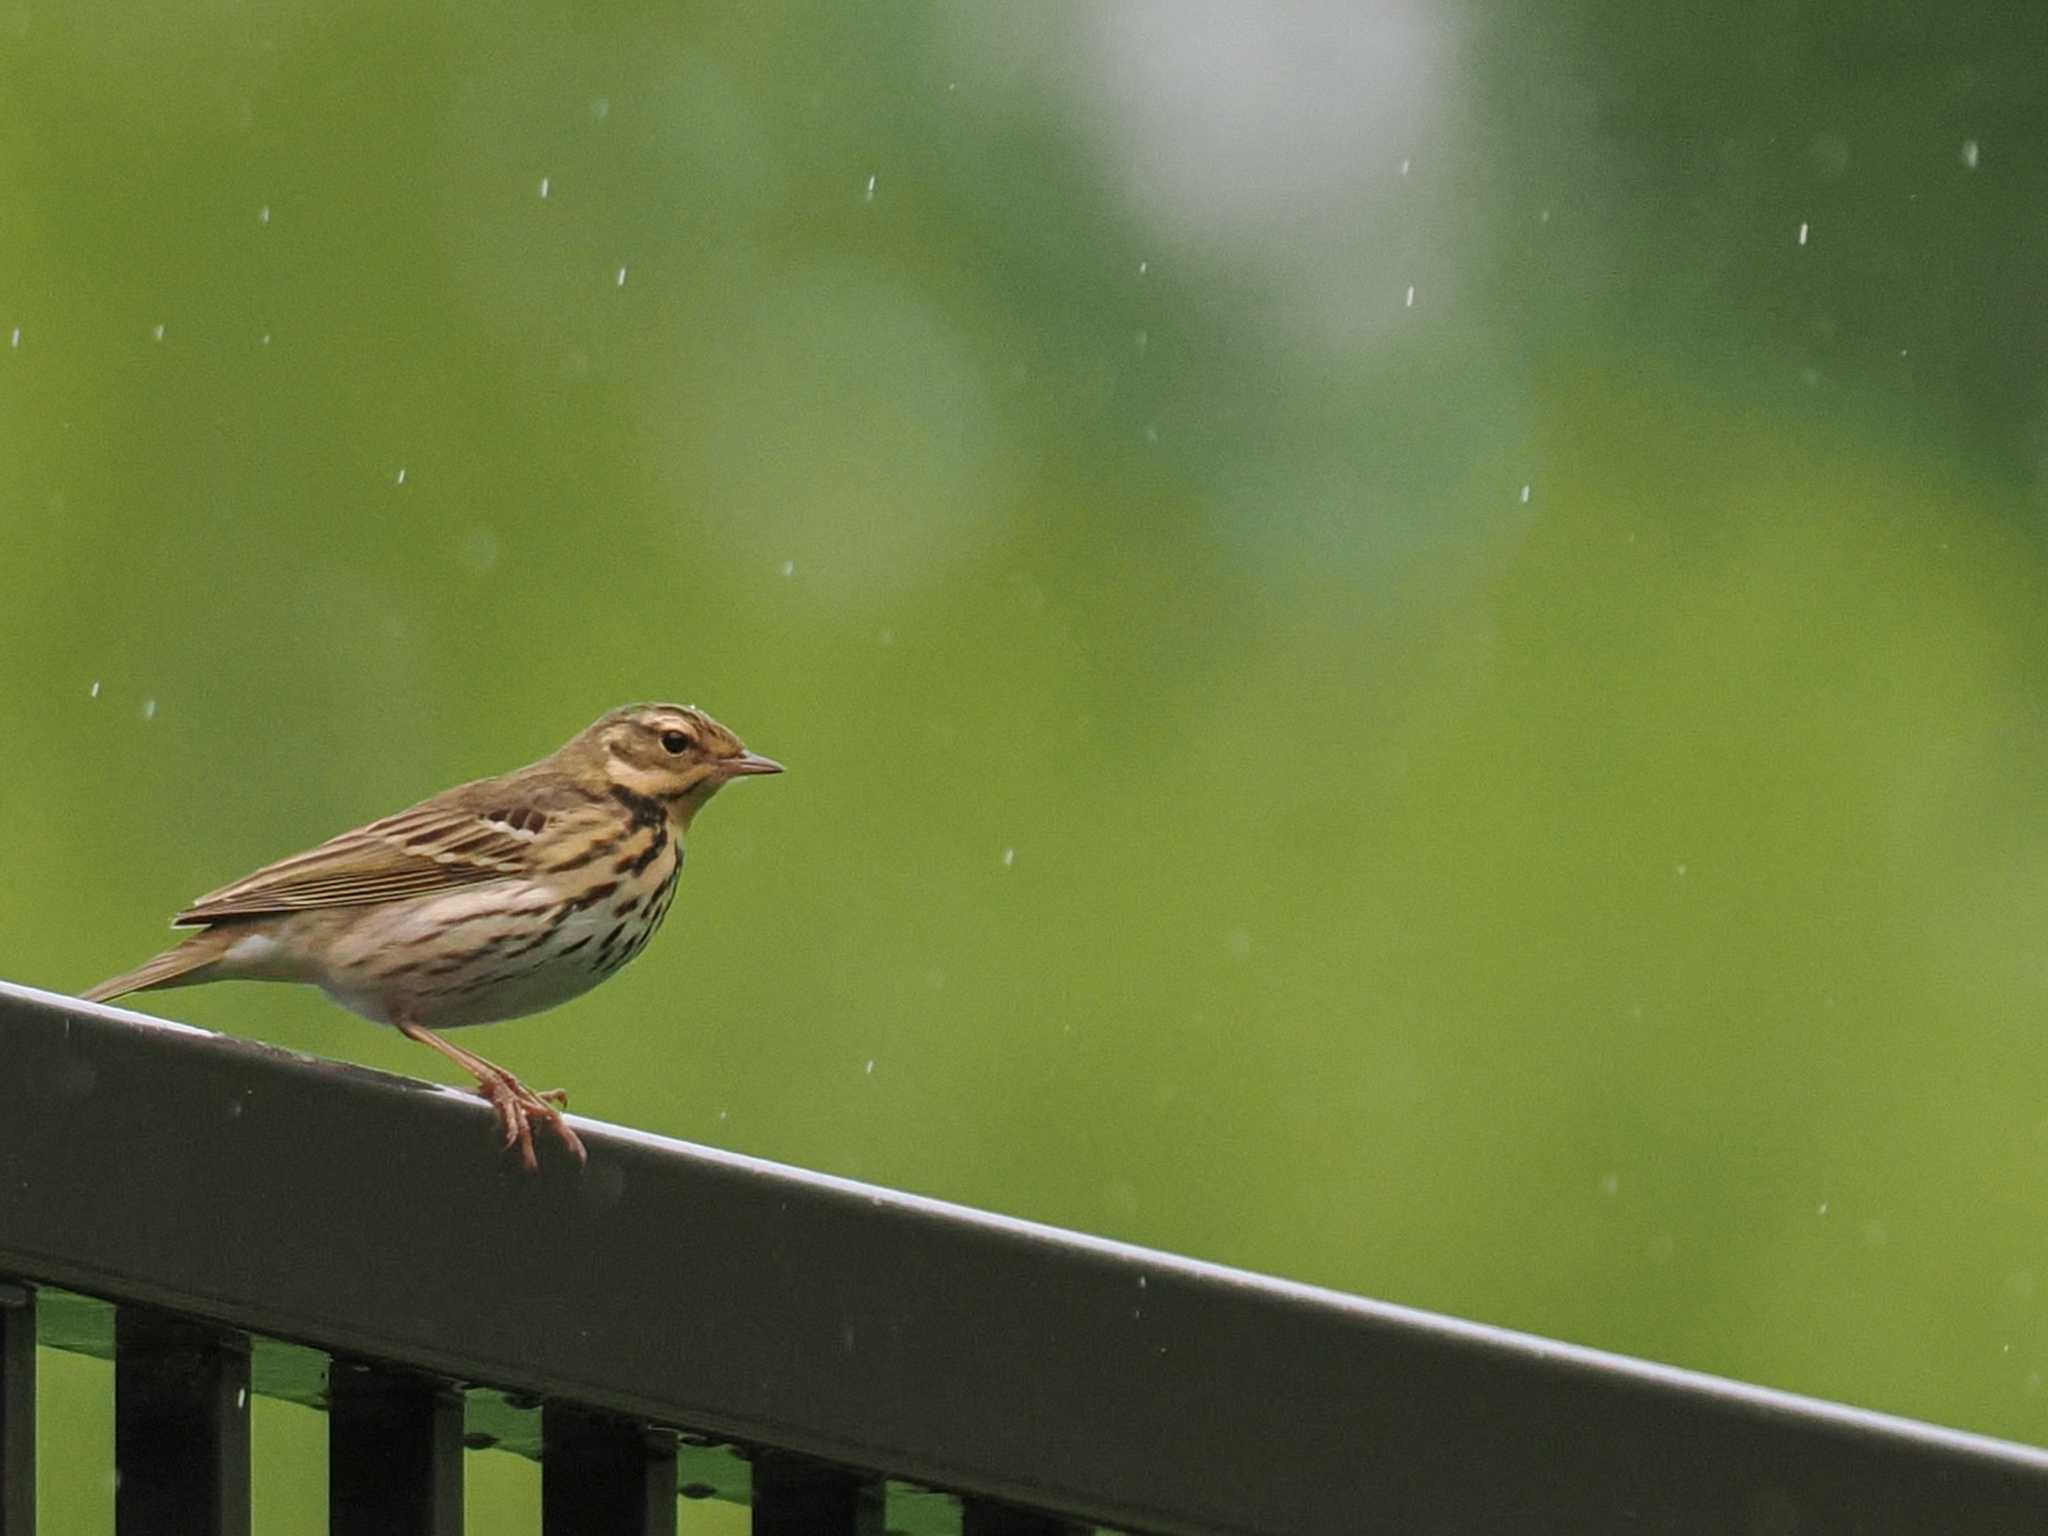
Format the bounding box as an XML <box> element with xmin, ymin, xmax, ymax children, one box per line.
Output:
<box><xmin>173</xmin><ymin>800</ymin><xmax>543</xmax><ymax>924</ymax></box>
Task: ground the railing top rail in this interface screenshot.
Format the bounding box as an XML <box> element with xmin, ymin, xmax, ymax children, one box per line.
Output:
<box><xmin>2</xmin><ymin>980</ymin><xmax>2043</xmax><ymax>1535</ymax></box>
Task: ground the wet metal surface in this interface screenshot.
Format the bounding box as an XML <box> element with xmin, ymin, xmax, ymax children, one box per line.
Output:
<box><xmin>5</xmin><ymin>981</ymin><xmax>2048</xmax><ymax>1534</ymax></box>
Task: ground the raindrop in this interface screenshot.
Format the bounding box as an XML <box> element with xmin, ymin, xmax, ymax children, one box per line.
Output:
<box><xmin>7</xmin><ymin>327</ymin><xmax>16</xmax><ymax>349</ymax></box>
<box><xmin>236</xmin><ymin>1388</ymin><xmax>247</xmax><ymax>1411</ymax></box>
<box><xmin>864</xmin><ymin>1059</ymin><xmax>875</xmax><ymax>1075</ymax></box>
<box><xmin>1817</xmin><ymin>1201</ymin><xmax>1829</xmax><ymax>1216</ymax></box>
<box><xmin>259</xmin><ymin>333</ymin><xmax>271</xmax><ymax>346</ymax></box>
<box><xmin>89</xmin><ymin>681</ymin><xmax>100</xmax><ymax>698</ymax></box>
<box><xmin>1001</xmin><ymin>847</ymin><xmax>1015</xmax><ymax>867</ymax></box>
<box><xmin>1399</xmin><ymin>157</ymin><xmax>1411</xmax><ymax>176</ymax></box>
<box><xmin>1137</xmin><ymin>259</ymin><xmax>1149</xmax><ymax>276</ymax></box>
<box><xmin>864</xmin><ymin>173</ymin><xmax>876</xmax><ymax>202</ymax></box>
<box><xmin>615</xmin><ymin>266</ymin><xmax>628</xmax><ymax>288</ymax></box>
<box><xmin>1519</xmin><ymin>484</ymin><xmax>1531</xmax><ymax>504</ymax></box>
<box><xmin>778</xmin><ymin>559</ymin><xmax>795</xmax><ymax>578</ymax></box>
<box><xmin>1961</xmin><ymin>138</ymin><xmax>1981</xmax><ymax>170</ymax></box>
<box><xmin>591</xmin><ymin>97</ymin><xmax>610</xmax><ymax>120</ymax></box>
<box><xmin>1142</xmin><ymin>423</ymin><xmax>1159</xmax><ymax>444</ymax></box>
<box><xmin>395</xmin><ymin>468</ymin><xmax>408</xmax><ymax>486</ymax></box>
<box><xmin>1675</xmin><ymin>862</ymin><xmax>1688</xmax><ymax>877</ymax></box>
<box><xmin>257</xmin><ymin>205</ymin><xmax>270</xmax><ymax>226</ymax></box>
<box><xmin>1538</xmin><ymin>207</ymin><xmax>1552</xmax><ymax>225</ymax></box>
<box><xmin>141</xmin><ymin>699</ymin><xmax>158</xmax><ymax>722</ymax></box>
<box><xmin>1404</xmin><ymin>285</ymin><xmax>1415</xmax><ymax>308</ymax></box>
<box><xmin>1797</xmin><ymin>221</ymin><xmax>1809</xmax><ymax>246</ymax></box>
<box><xmin>1134</xmin><ymin>329</ymin><xmax>1148</xmax><ymax>352</ymax></box>
<box><xmin>151</xmin><ymin>324</ymin><xmax>165</xmax><ymax>342</ymax></box>
<box><xmin>538</xmin><ymin>176</ymin><xmax>551</xmax><ymax>199</ymax></box>
<box><xmin>1600</xmin><ymin>1173</ymin><xmax>1619</xmax><ymax>1197</ymax></box>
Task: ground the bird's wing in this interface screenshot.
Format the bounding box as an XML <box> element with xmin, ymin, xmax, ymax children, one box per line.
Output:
<box><xmin>173</xmin><ymin>787</ymin><xmax>566</xmax><ymax>924</ymax></box>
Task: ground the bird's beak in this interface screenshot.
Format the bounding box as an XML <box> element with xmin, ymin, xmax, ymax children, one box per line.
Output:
<box><xmin>720</xmin><ymin>752</ymin><xmax>784</xmax><ymax>778</ymax></box>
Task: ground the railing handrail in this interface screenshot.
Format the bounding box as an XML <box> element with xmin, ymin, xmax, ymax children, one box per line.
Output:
<box><xmin>3</xmin><ymin>979</ymin><xmax>2044</xmax><ymax>1534</ymax></box>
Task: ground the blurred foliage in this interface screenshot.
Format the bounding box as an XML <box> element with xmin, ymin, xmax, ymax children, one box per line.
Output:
<box><xmin>6</xmin><ymin>0</ymin><xmax>2048</xmax><ymax>1527</ymax></box>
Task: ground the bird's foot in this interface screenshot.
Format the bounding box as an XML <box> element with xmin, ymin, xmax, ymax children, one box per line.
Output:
<box><xmin>471</xmin><ymin>1070</ymin><xmax>587</xmax><ymax>1173</ymax></box>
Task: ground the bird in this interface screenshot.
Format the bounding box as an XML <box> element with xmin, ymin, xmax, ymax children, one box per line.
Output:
<box><xmin>84</xmin><ymin>703</ymin><xmax>782</xmax><ymax>1172</ymax></box>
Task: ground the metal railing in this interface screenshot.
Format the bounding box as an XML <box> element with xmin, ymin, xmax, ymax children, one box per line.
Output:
<box><xmin>1</xmin><ymin>978</ymin><xmax>2045</xmax><ymax>1534</ymax></box>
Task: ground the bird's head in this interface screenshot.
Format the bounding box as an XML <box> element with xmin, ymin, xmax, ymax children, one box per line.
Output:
<box><xmin>585</xmin><ymin>702</ymin><xmax>782</xmax><ymax>824</ymax></box>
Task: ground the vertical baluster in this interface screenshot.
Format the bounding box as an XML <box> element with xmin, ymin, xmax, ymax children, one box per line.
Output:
<box><xmin>749</xmin><ymin>1451</ymin><xmax>883</xmax><ymax>1536</ymax></box>
<box><xmin>541</xmin><ymin>1403</ymin><xmax>675</xmax><ymax>1536</ymax></box>
<box><xmin>0</xmin><ymin>1282</ymin><xmax>33</xmax><ymax>1536</ymax></box>
<box><xmin>328</xmin><ymin>1360</ymin><xmax>464</xmax><ymax>1536</ymax></box>
<box><xmin>114</xmin><ymin>1307</ymin><xmax>250</xmax><ymax>1536</ymax></box>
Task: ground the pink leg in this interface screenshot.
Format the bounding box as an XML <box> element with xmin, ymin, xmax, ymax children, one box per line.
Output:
<box><xmin>396</xmin><ymin>1018</ymin><xmax>588</xmax><ymax>1173</ymax></box>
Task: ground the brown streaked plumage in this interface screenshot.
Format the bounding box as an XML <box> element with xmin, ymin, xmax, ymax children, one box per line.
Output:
<box><xmin>85</xmin><ymin>703</ymin><xmax>782</xmax><ymax>1171</ymax></box>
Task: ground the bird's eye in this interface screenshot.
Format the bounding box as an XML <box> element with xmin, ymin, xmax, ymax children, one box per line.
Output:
<box><xmin>660</xmin><ymin>730</ymin><xmax>691</xmax><ymax>755</ymax></box>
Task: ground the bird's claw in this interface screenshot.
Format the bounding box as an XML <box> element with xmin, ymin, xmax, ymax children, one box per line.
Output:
<box><xmin>473</xmin><ymin>1072</ymin><xmax>587</xmax><ymax>1172</ymax></box>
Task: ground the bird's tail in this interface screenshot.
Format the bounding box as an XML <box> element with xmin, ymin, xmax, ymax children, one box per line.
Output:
<box><xmin>83</xmin><ymin>929</ymin><xmax>236</xmax><ymax>1003</ymax></box>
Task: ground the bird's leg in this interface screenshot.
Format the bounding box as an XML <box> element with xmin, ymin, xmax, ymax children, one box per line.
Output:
<box><xmin>395</xmin><ymin>1019</ymin><xmax>588</xmax><ymax>1172</ymax></box>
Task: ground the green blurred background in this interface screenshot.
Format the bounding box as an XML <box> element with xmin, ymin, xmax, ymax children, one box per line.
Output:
<box><xmin>7</xmin><ymin>0</ymin><xmax>2048</xmax><ymax>1526</ymax></box>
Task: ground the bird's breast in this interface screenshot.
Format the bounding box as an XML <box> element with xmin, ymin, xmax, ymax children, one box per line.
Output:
<box><xmin>306</xmin><ymin>836</ymin><xmax>686</xmax><ymax>1029</ymax></box>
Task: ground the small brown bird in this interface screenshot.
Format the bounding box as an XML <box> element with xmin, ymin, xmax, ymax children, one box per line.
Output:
<box><xmin>85</xmin><ymin>703</ymin><xmax>781</xmax><ymax>1171</ymax></box>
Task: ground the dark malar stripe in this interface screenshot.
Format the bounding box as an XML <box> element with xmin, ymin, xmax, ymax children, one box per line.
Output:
<box><xmin>608</xmin><ymin>784</ymin><xmax>666</xmax><ymax>830</ymax></box>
